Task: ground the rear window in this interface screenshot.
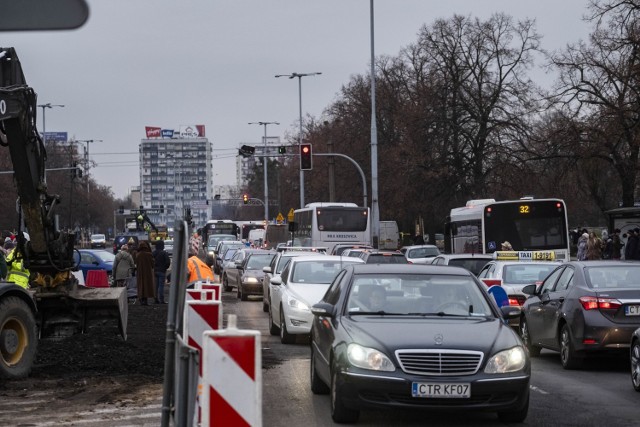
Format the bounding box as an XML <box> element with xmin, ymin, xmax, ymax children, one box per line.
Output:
<box><xmin>586</xmin><ymin>265</ymin><xmax>640</xmax><ymax>289</ymax></box>
<box><xmin>503</xmin><ymin>264</ymin><xmax>557</xmax><ymax>284</ymax></box>
<box><xmin>448</xmin><ymin>258</ymin><xmax>491</xmax><ymax>275</ymax></box>
<box><xmin>365</xmin><ymin>254</ymin><xmax>408</xmax><ymax>264</ymax></box>
<box><xmin>407</xmin><ymin>247</ymin><xmax>440</xmax><ymax>258</ymax></box>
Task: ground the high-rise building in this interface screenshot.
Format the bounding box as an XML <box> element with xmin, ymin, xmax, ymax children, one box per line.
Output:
<box><xmin>139</xmin><ymin>136</ymin><xmax>213</xmax><ymax>227</ymax></box>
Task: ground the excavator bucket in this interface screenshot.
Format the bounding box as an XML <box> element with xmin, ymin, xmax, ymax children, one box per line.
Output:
<box><xmin>34</xmin><ymin>285</ymin><xmax>128</xmax><ymax>340</ymax></box>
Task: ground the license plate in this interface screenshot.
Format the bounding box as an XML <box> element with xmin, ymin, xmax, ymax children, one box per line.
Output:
<box><xmin>625</xmin><ymin>305</ymin><xmax>640</xmax><ymax>316</ymax></box>
<box><xmin>411</xmin><ymin>382</ymin><xmax>470</xmax><ymax>398</ymax></box>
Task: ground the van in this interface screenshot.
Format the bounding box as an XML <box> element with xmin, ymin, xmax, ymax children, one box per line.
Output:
<box><xmin>379</xmin><ymin>221</ymin><xmax>400</xmax><ymax>250</ymax></box>
<box><xmin>248</xmin><ymin>228</ymin><xmax>266</xmax><ymax>246</ymax></box>
<box><xmin>263</xmin><ymin>224</ymin><xmax>289</xmax><ymax>249</ymax></box>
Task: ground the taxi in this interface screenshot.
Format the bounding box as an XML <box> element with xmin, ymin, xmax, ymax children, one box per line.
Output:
<box><xmin>477</xmin><ymin>251</ymin><xmax>561</xmax><ymax>307</ymax></box>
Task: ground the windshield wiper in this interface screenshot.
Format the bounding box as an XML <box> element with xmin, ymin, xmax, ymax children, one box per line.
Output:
<box><xmin>349</xmin><ymin>310</ymin><xmax>401</xmax><ymax>316</ymax></box>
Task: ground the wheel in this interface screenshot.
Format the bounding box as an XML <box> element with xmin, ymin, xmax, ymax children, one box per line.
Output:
<box><xmin>631</xmin><ymin>339</ymin><xmax>640</xmax><ymax>392</ymax></box>
<box><xmin>240</xmin><ymin>285</ymin><xmax>248</xmax><ymax>301</ymax></box>
<box><xmin>0</xmin><ymin>296</ymin><xmax>38</xmax><ymax>379</ymax></box>
<box><xmin>560</xmin><ymin>324</ymin><xmax>583</xmax><ymax>369</ymax></box>
<box><xmin>236</xmin><ymin>283</ymin><xmax>241</xmax><ymax>299</ymax></box>
<box><xmin>268</xmin><ymin>305</ymin><xmax>280</xmax><ymax>336</ymax></box>
<box><xmin>330</xmin><ymin>364</ymin><xmax>359</xmax><ymax>423</ymax></box>
<box><xmin>262</xmin><ymin>298</ymin><xmax>269</xmax><ymax>313</ymax></box>
<box><xmin>280</xmin><ymin>308</ymin><xmax>295</xmax><ymax>344</ymax></box>
<box><xmin>520</xmin><ymin>317</ymin><xmax>541</xmax><ymax>357</ymax></box>
<box><xmin>310</xmin><ymin>345</ymin><xmax>330</xmax><ymax>394</ymax></box>
<box><xmin>223</xmin><ymin>274</ymin><xmax>231</xmax><ymax>292</ymax></box>
<box><xmin>497</xmin><ymin>392</ymin><xmax>529</xmax><ymax>423</ymax></box>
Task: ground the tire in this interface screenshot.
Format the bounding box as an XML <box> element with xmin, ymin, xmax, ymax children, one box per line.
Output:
<box><xmin>631</xmin><ymin>339</ymin><xmax>640</xmax><ymax>392</ymax></box>
<box><xmin>560</xmin><ymin>324</ymin><xmax>583</xmax><ymax>369</ymax></box>
<box><xmin>268</xmin><ymin>305</ymin><xmax>280</xmax><ymax>336</ymax></box>
<box><xmin>223</xmin><ymin>274</ymin><xmax>231</xmax><ymax>292</ymax></box>
<box><xmin>497</xmin><ymin>392</ymin><xmax>529</xmax><ymax>423</ymax></box>
<box><xmin>262</xmin><ymin>299</ymin><xmax>269</xmax><ymax>313</ymax></box>
<box><xmin>280</xmin><ymin>308</ymin><xmax>295</xmax><ymax>344</ymax></box>
<box><xmin>330</xmin><ymin>364</ymin><xmax>359</xmax><ymax>423</ymax></box>
<box><xmin>0</xmin><ymin>296</ymin><xmax>38</xmax><ymax>380</ymax></box>
<box><xmin>240</xmin><ymin>285</ymin><xmax>248</xmax><ymax>301</ymax></box>
<box><xmin>520</xmin><ymin>317</ymin><xmax>541</xmax><ymax>357</ymax></box>
<box><xmin>310</xmin><ymin>345</ymin><xmax>329</xmax><ymax>394</ymax></box>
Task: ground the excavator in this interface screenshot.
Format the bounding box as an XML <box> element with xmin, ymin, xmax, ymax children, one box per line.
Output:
<box><xmin>0</xmin><ymin>47</ymin><xmax>127</xmax><ymax>379</ymax></box>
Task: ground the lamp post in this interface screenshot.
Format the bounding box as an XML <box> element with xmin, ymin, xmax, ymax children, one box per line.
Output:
<box><xmin>75</xmin><ymin>139</ymin><xmax>103</xmax><ymax>234</ymax></box>
<box><xmin>275</xmin><ymin>72</ymin><xmax>321</xmax><ymax>208</ymax></box>
<box><xmin>369</xmin><ymin>0</ymin><xmax>380</xmax><ymax>249</ymax></box>
<box><xmin>249</xmin><ymin>121</ymin><xmax>279</xmax><ymax>222</ymax></box>
<box><xmin>37</xmin><ymin>103</ymin><xmax>65</xmax><ymax>145</ymax></box>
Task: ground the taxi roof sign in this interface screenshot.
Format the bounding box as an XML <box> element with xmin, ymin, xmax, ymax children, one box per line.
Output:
<box><xmin>494</xmin><ymin>250</ymin><xmax>556</xmax><ymax>261</ymax></box>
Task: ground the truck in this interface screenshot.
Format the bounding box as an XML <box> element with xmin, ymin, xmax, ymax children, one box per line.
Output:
<box><xmin>379</xmin><ymin>220</ymin><xmax>400</xmax><ymax>250</ymax></box>
<box><xmin>0</xmin><ymin>47</ymin><xmax>127</xmax><ymax>379</ymax></box>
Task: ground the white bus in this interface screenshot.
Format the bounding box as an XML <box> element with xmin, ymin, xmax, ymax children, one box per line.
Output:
<box><xmin>292</xmin><ymin>202</ymin><xmax>370</xmax><ymax>253</ymax></box>
<box><xmin>444</xmin><ymin>197</ymin><xmax>570</xmax><ymax>261</ymax></box>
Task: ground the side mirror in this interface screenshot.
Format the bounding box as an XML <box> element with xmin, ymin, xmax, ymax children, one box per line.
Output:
<box><xmin>263</xmin><ymin>266</ymin><xmax>272</xmax><ymax>274</ymax></box>
<box><xmin>522</xmin><ymin>284</ymin><xmax>537</xmax><ymax>295</ymax></box>
<box><xmin>500</xmin><ymin>305</ymin><xmax>521</xmax><ymax>319</ymax></box>
<box><xmin>234</xmin><ymin>260</ymin><xmax>242</xmax><ymax>267</ymax></box>
<box><xmin>311</xmin><ymin>302</ymin><xmax>335</xmax><ymax>318</ymax></box>
<box><xmin>270</xmin><ymin>276</ymin><xmax>283</xmax><ymax>286</ymax></box>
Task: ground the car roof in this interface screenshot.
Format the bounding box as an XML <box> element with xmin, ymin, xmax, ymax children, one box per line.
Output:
<box><xmin>435</xmin><ymin>254</ymin><xmax>493</xmax><ymax>260</ymax></box>
<box><xmin>289</xmin><ymin>255</ymin><xmax>365</xmax><ymax>263</ymax></box>
<box><xmin>347</xmin><ymin>263</ymin><xmax>471</xmax><ymax>275</ymax></box>
<box><xmin>401</xmin><ymin>244</ymin><xmax>439</xmax><ymax>250</ymax></box>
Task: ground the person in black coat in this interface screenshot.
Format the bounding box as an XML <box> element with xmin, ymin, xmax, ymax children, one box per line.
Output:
<box><xmin>152</xmin><ymin>240</ymin><xmax>171</xmax><ymax>304</ymax></box>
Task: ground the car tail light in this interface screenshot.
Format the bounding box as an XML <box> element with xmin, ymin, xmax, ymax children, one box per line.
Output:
<box><xmin>583</xmin><ymin>338</ymin><xmax>598</xmax><ymax>345</ymax></box>
<box><xmin>508</xmin><ymin>295</ymin><xmax>526</xmax><ymax>306</ymax></box>
<box><xmin>579</xmin><ymin>296</ymin><xmax>622</xmax><ymax>310</ymax></box>
<box><xmin>481</xmin><ymin>279</ymin><xmax>502</xmax><ymax>287</ymax></box>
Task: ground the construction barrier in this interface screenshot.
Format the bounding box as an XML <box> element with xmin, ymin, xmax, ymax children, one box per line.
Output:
<box><xmin>202</xmin><ymin>315</ymin><xmax>262</xmax><ymax>427</ymax></box>
<box><xmin>186</xmin><ymin>289</ymin><xmax>218</xmax><ymax>302</ymax></box>
<box><xmin>194</xmin><ymin>280</ymin><xmax>222</xmax><ymax>300</ymax></box>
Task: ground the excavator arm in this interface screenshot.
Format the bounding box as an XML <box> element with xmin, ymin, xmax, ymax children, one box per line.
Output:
<box><xmin>0</xmin><ymin>47</ymin><xmax>126</xmax><ymax>343</ymax></box>
<box><xmin>0</xmin><ymin>47</ymin><xmax>76</xmax><ymax>284</ymax></box>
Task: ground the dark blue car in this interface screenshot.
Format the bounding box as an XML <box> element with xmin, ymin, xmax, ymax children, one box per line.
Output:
<box><xmin>74</xmin><ymin>249</ymin><xmax>115</xmax><ymax>284</ymax></box>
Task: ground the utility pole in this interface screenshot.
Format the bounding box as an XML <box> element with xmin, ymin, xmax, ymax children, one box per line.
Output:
<box><xmin>248</xmin><ymin>121</ymin><xmax>279</xmax><ymax>222</ymax></box>
<box><xmin>75</xmin><ymin>139</ymin><xmax>103</xmax><ymax>235</ymax></box>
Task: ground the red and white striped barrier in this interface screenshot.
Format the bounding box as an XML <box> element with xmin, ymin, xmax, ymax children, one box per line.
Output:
<box><xmin>202</xmin><ymin>315</ymin><xmax>262</xmax><ymax>427</ymax></box>
<box><xmin>186</xmin><ymin>289</ymin><xmax>219</xmax><ymax>302</ymax></box>
<box><xmin>194</xmin><ymin>280</ymin><xmax>222</xmax><ymax>300</ymax></box>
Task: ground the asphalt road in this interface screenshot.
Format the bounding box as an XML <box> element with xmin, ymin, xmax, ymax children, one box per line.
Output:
<box><xmin>1</xmin><ymin>283</ymin><xmax>637</xmax><ymax>426</ymax></box>
<box><xmin>223</xmin><ymin>290</ymin><xmax>639</xmax><ymax>427</ymax></box>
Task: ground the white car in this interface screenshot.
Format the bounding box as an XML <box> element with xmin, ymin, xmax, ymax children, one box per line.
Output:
<box><xmin>400</xmin><ymin>244</ymin><xmax>440</xmax><ymax>264</ymax></box>
<box><xmin>268</xmin><ymin>255</ymin><xmax>364</xmax><ymax>344</ymax></box>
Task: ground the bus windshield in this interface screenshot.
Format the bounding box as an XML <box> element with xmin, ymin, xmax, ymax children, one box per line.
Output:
<box><xmin>316</xmin><ymin>207</ymin><xmax>368</xmax><ymax>232</ymax></box>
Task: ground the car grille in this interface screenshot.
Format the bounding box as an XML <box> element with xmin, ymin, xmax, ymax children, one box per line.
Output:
<box><xmin>395</xmin><ymin>349</ymin><xmax>484</xmax><ymax>376</ymax></box>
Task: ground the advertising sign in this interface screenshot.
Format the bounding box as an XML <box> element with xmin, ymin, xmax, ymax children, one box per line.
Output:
<box><xmin>145</xmin><ymin>126</ymin><xmax>161</xmax><ymax>138</ymax></box>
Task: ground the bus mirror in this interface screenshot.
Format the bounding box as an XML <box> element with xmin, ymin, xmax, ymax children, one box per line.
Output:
<box><xmin>289</xmin><ymin>222</ymin><xmax>298</xmax><ymax>232</ymax></box>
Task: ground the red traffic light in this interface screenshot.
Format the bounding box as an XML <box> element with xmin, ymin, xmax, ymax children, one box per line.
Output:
<box><xmin>300</xmin><ymin>143</ymin><xmax>313</xmax><ymax>170</ymax></box>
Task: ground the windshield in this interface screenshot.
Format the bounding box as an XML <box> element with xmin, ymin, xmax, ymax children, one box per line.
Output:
<box><xmin>448</xmin><ymin>258</ymin><xmax>491</xmax><ymax>275</ymax></box>
<box><xmin>90</xmin><ymin>250</ymin><xmax>115</xmax><ymax>262</ymax></box>
<box><xmin>223</xmin><ymin>249</ymin><xmax>238</xmax><ymax>261</ymax></box>
<box><xmin>246</xmin><ymin>253</ymin><xmax>275</xmax><ymax>269</ymax></box>
<box><xmin>503</xmin><ymin>264</ymin><xmax>557</xmax><ymax>284</ymax></box>
<box><xmin>291</xmin><ymin>260</ymin><xmax>360</xmax><ymax>284</ymax></box>
<box><xmin>91</xmin><ymin>234</ymin><xmax>105</xmax><ymax>240</ymax></box>
<box><xmin>346</xmin><ymin>273</ymin><xmax>493</xmax><ymax>317</ymax></box>
<box><xmin>408</xmin><ymin>247</ymin><xmax>440</xmax><ymax>258</ymax></box>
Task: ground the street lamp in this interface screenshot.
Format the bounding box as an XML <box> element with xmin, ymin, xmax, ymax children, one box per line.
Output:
<box><xmin>249</xmin><ymin>121</ymin><xmax>279</xmax><ymax>222</ymax></box>
<box><xmin>37</xmin><ymin>103</ymin><xmax>65</xmax><ymax>146</ymax></box>
<box><xmin>275</xmin><ymin>72</ymin><xmax>321</xmax><ymax>208</ymax></box>
<box><xmin>369</xmin><ymin>0</ymin><xmax>380</xmax><ymax>249</ymax></box>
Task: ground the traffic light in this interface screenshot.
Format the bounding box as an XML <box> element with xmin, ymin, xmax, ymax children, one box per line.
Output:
<box><xmin>243</xmin><ymin>194</ymin><xmax>249</xmax><ymax>204</ymax></box>
<box><xmin>278</xmin><ymin>146</ymin><xmax>286</xmax><ymax>154</ymax></box>
<box><xmin>300</xmin><ymin>143</ymin><xmax>312</xmax><ymax>170</ymax></box>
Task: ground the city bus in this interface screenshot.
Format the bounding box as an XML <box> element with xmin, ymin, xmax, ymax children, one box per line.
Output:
<box><xmin>202</xmin><ymin>220</ymin><xmax>239</xmax><ymax>242</ymax></box>
<box><xmin>444</xmin><ymin>197</ymin><xmax>570</xmax><ymax>261</ymax></box>
<box><xmin>292</xmin><ymin>202</ymin><xmax>370</xmax><ymax>253</ymax></box>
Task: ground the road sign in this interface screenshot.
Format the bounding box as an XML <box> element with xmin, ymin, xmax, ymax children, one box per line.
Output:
<box><xmin>287</xmin><ymin>208</ymin><xmax>295</xmax><ymax>222</ymax></box>
<box><xmin>276</xmin><ymin>213</ymin><xmax>284</xmax><ymax>224</ymax></box>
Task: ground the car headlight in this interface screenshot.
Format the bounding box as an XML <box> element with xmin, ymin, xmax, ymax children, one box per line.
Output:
<box><xmin>287</xmin><ymin>297</ymin><xmax>309</xmax><ymax>311</ymax></box>
<box><xmin>244</xmin><ymin>277</ymin><xmax>259</xmax><ymax>284</ymax></box>
<box><xmin>484</xmin><ymin>346</ymin><xmax>526</xmax><ymax>374</ymax></box>
<box><xmin>208</xmin><ymin>251</ymin><xmax>214</xmax><ymax>256</ymax></box>
<box><xmin>347</xmin><ymin>343</ymin><xmax>395</xmax><ymax>372</ymax></box>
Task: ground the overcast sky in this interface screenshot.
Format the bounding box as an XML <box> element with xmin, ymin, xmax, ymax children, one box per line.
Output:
<box><xmin>3</xmin><ymin>0</ymin><xmax>592</xmax><ymax>199</ymax></box>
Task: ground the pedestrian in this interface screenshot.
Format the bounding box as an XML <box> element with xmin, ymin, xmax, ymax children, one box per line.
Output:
<box><xmin>152</xmin><ymin>240</ymin><xmax>171</xmax><ymax>304</ymax></box>
<box><xmin>0</xmin><ymin>247</ymin><xmax>7</xmax><ymax>280</ymax></box>
<box><xmin>611</xmin><ymin>228</ymin><xmax>624</xmax><ymax>260</ymax></box>
<box><xmin>601</xmin><ymin>230</ymin><xmax>613</xmax><ymax>259</ymax></box>
<box><xmin>501</xmin><ymin>241</ymin><xmax>513</xmax><ymax>251</ymax></box>
<box><xmin>634</xmin><ymin>228</ymin><xmax>640</xmax><ymax>261</ymax></box>
<box><xmin>186</xmin><ymin>241</ymin><xmax>215</xmax><ymax>286</ymax></box>
<box><xmin>586</xmin><ymin>231</ymin><xmax>603</xmax><ymax>260</ymax></box>
<box><xmin>135</xmin><ymin>241</ymin><xmax>155</xmax><ymax>305</ymax></box>
<box><xmin>113</xmin><ymin>244</ymin><xmax>135</xmax><ymax>287</ymax></box>
<box><xmin>5</xmin><ymin>242</ymin><xmax>29</xmax><ymax>289</ymax></box>
<box><xmin>577</xmin><ymin>230</ymin><xmax>589</xmax><ymax>261</ymax></box>
<box><xmin>413</xmin><ymin>233</ymin><xmax>425</xmax><ymax>245</ymax></box>
<box><xmin>625</xmin><ymin>228</ymin><xmax>639</xmax><ymax>260</ymax></box>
